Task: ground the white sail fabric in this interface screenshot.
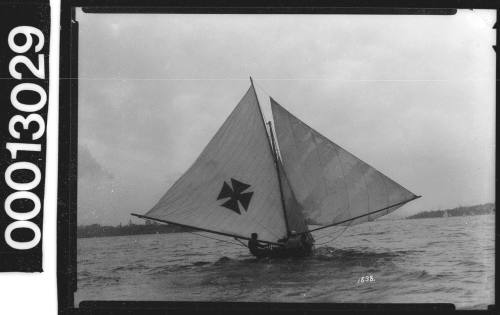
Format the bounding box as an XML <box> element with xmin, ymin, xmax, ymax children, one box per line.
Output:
<box><xmin>144</xmin><ymin>87</ymin><xmax>288</xmax><ymax>243</ymax></box>
<box><xmin>271</xmin><ymin>98</ymin><xmax>418</xmax><ymax>227</ymax></box>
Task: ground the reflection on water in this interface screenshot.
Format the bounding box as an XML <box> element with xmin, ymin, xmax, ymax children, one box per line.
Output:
<box><xmin>76</xmin><ymin>215</ymin><xmax>494</xmax><ymax>309</ymax></box>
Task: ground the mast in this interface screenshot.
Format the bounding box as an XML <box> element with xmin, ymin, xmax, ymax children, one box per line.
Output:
<box><xmin>249</xmin><ymin>76</ymin><xmax>290</xmax><ymax>236</ymax></box>
<box><xmin>250</xmin><ymin>76</ymin><xmax>274</xmax><ymax>146</ymax></box>
<box><xmin>267</xmin><ymin>120</ymin><xmax>290</xmax><ymax>236</ymax></box>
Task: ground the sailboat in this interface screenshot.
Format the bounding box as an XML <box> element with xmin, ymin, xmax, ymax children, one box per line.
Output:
<box><xmin>132</xmin><ymin>78</ymin><xmax>421</xmax><ymax>258</ymax></box>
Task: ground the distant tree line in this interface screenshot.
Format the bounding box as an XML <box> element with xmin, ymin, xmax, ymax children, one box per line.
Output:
<box><xmin>407</xmin><ymin>203</ymin><xmax>495</xmax><ymax>219</ymax></box>
<box><xmin>77</xmin><ymin>220</ymin><xmax>194</xmax><ymax>238</ymax></box>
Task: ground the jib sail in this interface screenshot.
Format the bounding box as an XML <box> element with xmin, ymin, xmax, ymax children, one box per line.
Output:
<box><xmin>270</xmin><ymin>97</ymin><xmax>420</xmax><ymax>229</ymax></box>
<box><xmin>277</xmin><ymin>158</ymin><xmax>314</xmax><ymax>243</ymax></box>
<box><xmin>277</xmin><ymin>158</ymin><xmax>309</xmax><ymax>235</ymax></box>
<box><xmin>142</xmin><ymin>86</ymin><xmax>288</xmax><ymax>243</ymax></box>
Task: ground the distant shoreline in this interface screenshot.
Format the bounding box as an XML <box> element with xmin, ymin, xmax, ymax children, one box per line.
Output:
<box><xmin>406</xmin><ymin>203</ymin><xmax>495</xmax><ymax>220</ymax></box>
<box><xmin>77</xmin><ymin>221</ymin><xmax>194</xmax><ymax>239</ymax></box>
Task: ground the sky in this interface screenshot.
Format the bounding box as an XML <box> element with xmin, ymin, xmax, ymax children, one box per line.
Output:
<box><xmin>75</xmin><ymin>9</ymin><xmax>496</xmax><ymax>226</ymax></box>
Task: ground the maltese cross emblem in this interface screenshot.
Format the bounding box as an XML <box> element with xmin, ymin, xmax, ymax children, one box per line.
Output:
<box><xmin>217</xmin><ymin>178</ymin><xmax>254</xmax><ymax>214</ymax></box>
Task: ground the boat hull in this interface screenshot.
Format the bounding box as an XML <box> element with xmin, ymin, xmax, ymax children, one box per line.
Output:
<box><xmin>251</xmin><ymin>245</ymin><xmax>313</xmax><ymax>259</ymax></box>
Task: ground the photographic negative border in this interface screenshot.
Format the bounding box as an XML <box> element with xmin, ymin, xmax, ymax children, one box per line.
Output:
<box><xmin>58</xmin><ymin>1</ymin><xmax>498</xmax><ymax>314</ymax></box>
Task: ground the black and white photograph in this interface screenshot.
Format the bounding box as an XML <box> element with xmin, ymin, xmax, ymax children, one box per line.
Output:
<box><xmin>74</xmin><ymin>9</ymin><xmax>495</xmax><ymax>309</ymax></box>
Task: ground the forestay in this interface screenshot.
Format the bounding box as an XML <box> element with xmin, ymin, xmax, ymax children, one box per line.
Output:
<box><xmin>271</xmin><ymin>98</ymin><xmax>419</xmax><ymax>228</ymax></box>
<box><xmin>144</xmin><ymin>87</ymin><xmax>288</xmax><ymax>243</ymax></box>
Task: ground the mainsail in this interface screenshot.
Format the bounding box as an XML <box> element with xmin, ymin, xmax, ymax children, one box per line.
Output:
<box><xmin>270</xmin><ymin>97</ymin><xmax>420</xmax><ymax>230</ymax></box>
<box><xmin>141</xmin><ymin>86</ymin><xmax>288</xmax><ymax>243</ymax></box>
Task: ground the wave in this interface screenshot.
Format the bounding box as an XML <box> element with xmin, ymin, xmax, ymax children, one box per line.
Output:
<box><xmin>354</xmin><ymin>231</ymin><xmax>389</xmax><ymax>237</ymax></box>
<box><xmin>213</xmin><ymin>256</ymin><xmax>232</xmax><ymax>265</ymax></box>
<box><xmin>192</xmin><ymin>261</ymin><xmax>212</xmax><ymax>266</ymax></box>
<box><xmin>401</xmin><ymin>269</ymin><xmax>466</xmax><ymax>282</ymax></box>
<box><xmin>458</xmin><ymin>260</ymin><xmax>485</xmax><ymax>268</ymax></box>
<box><xmin>145</xmin><ymin>247</ymin><xmax>417</xmax><ymax>275</ymax></box>
<box><xmin>78</xmin><ymin>271</ymin><xmax>120</xmax><ymax>286</ymax></box>
<box><xmin>312</xmin><ymin>246</ymin><xmax>420</xmax><ymax>261</ymax></box>
<box><xmin>111</xmin><ymin>263</ymin><xmax>150</xmax><ymax>272</ymax></box>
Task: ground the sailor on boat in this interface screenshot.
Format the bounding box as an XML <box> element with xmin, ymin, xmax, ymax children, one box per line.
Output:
<box><xmin>284</xmin><ymin>230</ymin><xmax>300</xmax><ymax>246</ymax></box>
<box><xmin>248</xmin><ymin>230</ymin><xmax>314</xmax><ymax>258</ymax></box>
<box><xmin>284</xmin><ymin>230</ymin><xmax>314</xmax><ymax>257</ymax></box>
<box><xmin>248</xmin><ymin>233</ymin><xmax>271</xmax><ymax>258</ymax></box>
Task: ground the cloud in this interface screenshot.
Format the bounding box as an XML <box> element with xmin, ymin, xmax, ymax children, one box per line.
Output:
<box><xmin>75</xmin><ymin>9</ymin><xmax>495</xmax><ymax>224</ymax></box>
<box><xmin>78</xmin><ymin>144</ymin><xmax>113</xmax><ymax>180</ymax></box>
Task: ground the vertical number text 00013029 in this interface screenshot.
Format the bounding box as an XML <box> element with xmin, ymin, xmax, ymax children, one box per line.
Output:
<box><xmin>4</xmin><ymin>26</ymin><xmax>47</xmax><ymax>250</ymax></box>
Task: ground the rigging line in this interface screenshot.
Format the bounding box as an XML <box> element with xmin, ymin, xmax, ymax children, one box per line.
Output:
<box><xmin>314</xmin><ymin>235</ymin><xmax>343</xmax><ymax>246</ymax></box>
<box><xmin>314</xmin><ymin>221</ymin><xmax>352</xmax><ymax>246</ymax></box>
<box><xmin>189</xmin><ymin>231</ymin><xmax>248</xmax><ymax>248</ymax></box>
<box><xmin>299</xmin><ymin>195</ymin><xmax>422</xmax><ymax>236</ymax></box>
<box><xmin>234</xmin><ymin>238</ymin><xmax>249</xmax><ymax>248</ymax></box>
<box><xmin>134</xmin><ymin>218</ymin><xmax>248</xmax><ymax>248</ymax></box>
<box><xmin>313</xmin><ymin>220</ymin><xmax>352</xmax><ymax>242</ymax></box>
<box><xmin>314</xmin><ymin>235</ymin><xmax>341</xmax><ymax>246</ymax></box>
<box><xmin>131</xmin><ymin>213</ymin><xmax>282</xmax><ymax>246</ymax></box>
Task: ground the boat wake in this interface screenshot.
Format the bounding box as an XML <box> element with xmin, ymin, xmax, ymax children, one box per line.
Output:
<box><xmin>145</xmin><ymin>246</ymin><xmax>420</xmax><ymax>276</ymax></box>
<box><xmin>313</xmin><ymin>246</ymin><xmax>422</xmax><ymax>260</ymax></box>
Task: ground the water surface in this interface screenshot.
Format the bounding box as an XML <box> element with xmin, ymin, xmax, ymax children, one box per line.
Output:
<box><xmin>76</xmin><ymin>215</ymin><xmax>494</xmax><ymax>309</ymax></box>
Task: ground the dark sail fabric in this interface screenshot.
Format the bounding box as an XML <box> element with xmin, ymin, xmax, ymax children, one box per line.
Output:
<box><xmin>143</xmin><ymin>87</ymin><xmax>288</xmax><ymax>243</ymax></box>
<box><xmin>271</xmin><ymin>98</ymin><xmax>419</xmax><ymax>227</ymax></box>
<box><xmin>277</xmin><ymin>158</ymin><xmax>309</xmax><ymax>235</ymax></box>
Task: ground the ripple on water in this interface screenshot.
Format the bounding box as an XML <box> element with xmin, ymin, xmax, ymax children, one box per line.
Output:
<box><xmin>76</xmin><ymin>215</ymin><xmax>495</xmax><ymax>309</ymax></box>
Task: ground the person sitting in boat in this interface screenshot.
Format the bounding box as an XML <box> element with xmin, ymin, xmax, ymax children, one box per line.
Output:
<box><xmin>300</xmin><ymin>233</ymin><xmax>314</xmax><ymax>255</ymax></box>
<box><xmin>248</xmin><ymin>233</ymin><xmax>270</xmax><ymax>258</ymax></box>
<box><xmin>282</xmin><ymin>230</ymin><xmax>313</xmax><ymax>256</ymax></box>
<box><xmin>284</xmin><ymin>230</ymin><xmax>302</xmax><ymax>250</ymax></box>
<box><xmin>248</xmin><ymin>231</ymin><xmax>312</xmax><ymax>258</ymax></box>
